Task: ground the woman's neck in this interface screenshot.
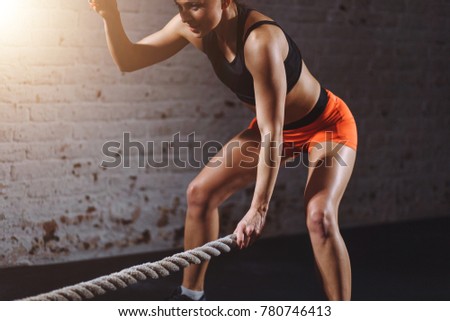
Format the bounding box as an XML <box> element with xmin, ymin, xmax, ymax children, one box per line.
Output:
<box><xmin>214</xmin><ymin>3</ymin><xmax>239</xmax><ymax>43</ymax></box>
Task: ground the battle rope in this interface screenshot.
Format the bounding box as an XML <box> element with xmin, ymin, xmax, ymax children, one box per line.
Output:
<box><xmin>20</xmin><ymin>234</ymin><xmax>237</xmax><ymax>301</ymax></box>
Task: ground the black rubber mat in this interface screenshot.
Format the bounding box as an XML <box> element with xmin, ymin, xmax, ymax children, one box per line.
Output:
<box><xmin>1</xmin><ymin>217</ymin><xmax>449</xmax><ymax>301</ymax></box>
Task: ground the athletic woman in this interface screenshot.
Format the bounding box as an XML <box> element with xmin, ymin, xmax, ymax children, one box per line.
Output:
<box><xmin>90</xmin><ymin>0</ymin><xmax>358</xmax><ymax>301</ymax></box>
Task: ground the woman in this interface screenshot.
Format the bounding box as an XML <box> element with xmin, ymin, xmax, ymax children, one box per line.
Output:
<box><xmin>90</xmin><ymin>0</ymin><xmax>358</xmax><ymax>301</ymax></box>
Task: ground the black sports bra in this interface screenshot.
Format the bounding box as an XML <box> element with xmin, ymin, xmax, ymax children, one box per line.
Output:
<box><xmin>202</xmin><ymin>4</ymin><xmax>303</xmax><ymax>105</ymax></box>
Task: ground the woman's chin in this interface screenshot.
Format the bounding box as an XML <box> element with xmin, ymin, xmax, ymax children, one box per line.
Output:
<box><xmin>190</xmin><ymin>28</ymin><xmax>203</xmax><ymax>37</ymax></box>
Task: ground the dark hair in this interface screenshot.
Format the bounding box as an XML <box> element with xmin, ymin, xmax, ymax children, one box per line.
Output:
<box><xmin>234</xmin><ymin>0</ymin><xmax>246</xmax><ymax>9</ymax></box>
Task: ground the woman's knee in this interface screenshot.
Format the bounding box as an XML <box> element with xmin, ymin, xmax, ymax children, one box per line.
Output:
<box><xmin>306</xmin><ymin>202</ymin><xmax>338</xmax><ymax>239</ymax></box>
<box><xmin>186</xmin><ymin>179</ymin><xmax>211</xmax><ymax>209</ymax></box>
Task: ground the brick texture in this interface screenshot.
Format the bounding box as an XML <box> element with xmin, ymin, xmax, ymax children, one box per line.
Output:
<box><xmin>0</xmin><ymin>0</ymin><xmax>448</xmax><ymax>267</ymax></box>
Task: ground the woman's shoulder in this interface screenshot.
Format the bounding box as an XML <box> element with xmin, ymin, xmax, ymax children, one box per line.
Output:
<box><xmin>241</xmin><ymin>8</ymin><xmax>284</xmax><ymax>44</ymax></box>
<box><xmin>244</xmin><ymin>8</ymin><xmax>276</xmax><ymax>29</ymax></box>
<box><xmin>241</xmin><ymin>8</ymin><xmax>285</xmax><ymax>49</ymax></box>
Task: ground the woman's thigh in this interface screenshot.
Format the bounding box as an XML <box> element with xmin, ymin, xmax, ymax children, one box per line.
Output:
<box><xmin>304</xmin><ymin>142</ymin><xmax>357</xmax><ymax>212</ymax></box>
<box><xmin>189</xmin><ymin>128</ymin><xmax>262</xmax><ymax>208</ymax></box>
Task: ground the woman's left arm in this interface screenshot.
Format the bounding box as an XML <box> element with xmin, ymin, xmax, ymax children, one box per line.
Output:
<box><xmin>234</xmin><ymin>28</ymin><xmax>287</xmax><ymax>249</ymax></box>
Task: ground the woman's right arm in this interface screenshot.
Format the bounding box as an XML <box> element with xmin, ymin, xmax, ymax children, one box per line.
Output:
<box><xmin>90</xmin><ymin>0</ymin><xmax>189</xmax><ymax>72</ymax></box>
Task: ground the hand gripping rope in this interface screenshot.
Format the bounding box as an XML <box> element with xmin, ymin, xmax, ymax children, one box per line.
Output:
<box><xmin>20</xmin><ymin>234</ymin><xmax>237</xmax><ymax>301</ymax></box>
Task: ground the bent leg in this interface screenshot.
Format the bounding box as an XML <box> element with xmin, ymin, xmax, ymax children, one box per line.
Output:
<box><xmin>182</xmin><ymin>128</ymin><xmax>261</xmax><ymax>291</ymax></box>
<box><xmin>305</xmin><ymin>142</ymin><xmax>356</xmax><ymax>300</ymax></box>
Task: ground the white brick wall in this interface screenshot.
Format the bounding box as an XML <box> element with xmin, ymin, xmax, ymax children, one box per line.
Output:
<box><xmin>0</xmin><ymin>0</ymin><xmax>448</xmax><ymax>267</ymax></box>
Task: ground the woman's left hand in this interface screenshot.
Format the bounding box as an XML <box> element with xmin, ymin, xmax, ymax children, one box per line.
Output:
<box><xmin>234</xmin><ymin>208</ymin><xmax>267</xmax><ymax>249</ymax></box>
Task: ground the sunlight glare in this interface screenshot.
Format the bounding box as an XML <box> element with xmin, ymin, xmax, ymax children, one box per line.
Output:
<box><xmin>0</xmin><ymin>1</ymin><xmax>24</xmax><ymax>29</ymax></box>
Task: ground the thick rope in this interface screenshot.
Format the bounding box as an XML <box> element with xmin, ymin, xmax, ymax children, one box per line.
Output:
<box><xmin>20</xmin><ymin>234</ymin><xmax>237</xmax><ymax>301</ymax></box>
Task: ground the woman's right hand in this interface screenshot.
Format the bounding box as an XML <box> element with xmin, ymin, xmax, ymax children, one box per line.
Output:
<box><xmin>89</xmin><ymin>0</ymin><xmax>119</xmax><ymax>19</ymax></box>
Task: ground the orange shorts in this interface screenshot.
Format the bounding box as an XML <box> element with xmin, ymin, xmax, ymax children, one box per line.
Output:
<box><xmin>248</xmin><ymin>88</ymin><xmax>358</xmax><ymax>157</ymax></box>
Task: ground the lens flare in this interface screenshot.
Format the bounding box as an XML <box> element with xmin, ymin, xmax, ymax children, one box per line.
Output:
<box><xmin>0</xmin><ymin>1</ymin><xmax>31</xmax><ymax>44</ymax></box>
<box><xmin>0</xmin><ymin>0</ymin><xmax>32</xmax><ymax>32</ymax></box>
<box><xmin>0</xmin><ymin>1</ymin><xmax>22</xmax><ymax>27</ymax></box>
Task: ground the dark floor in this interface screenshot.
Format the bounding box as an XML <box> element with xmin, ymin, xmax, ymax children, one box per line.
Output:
<box><xmin>1</xmin><ymin>217</ymin><xmax>449</xmax><ymax>301</ymax></box>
